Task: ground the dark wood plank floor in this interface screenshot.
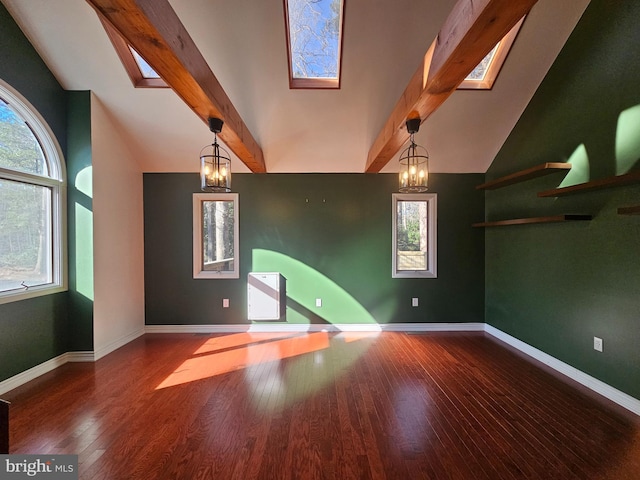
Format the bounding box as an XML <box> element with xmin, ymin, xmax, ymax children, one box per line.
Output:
<box><xmin>4</xmin><ymin>331</ymin><xmax>640</xmax><ymax>479</ymax></box>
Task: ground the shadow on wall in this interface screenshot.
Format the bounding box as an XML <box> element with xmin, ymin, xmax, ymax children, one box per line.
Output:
<box><xmin>251</xmin><ymin>248</ymin><xmax>389</xmax><ymax>326</ymax></box>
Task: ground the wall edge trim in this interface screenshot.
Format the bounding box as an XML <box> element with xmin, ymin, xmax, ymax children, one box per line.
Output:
<box><xmin>66</xmin><ymin>352</ymin><xmax>96</xmax><ymax>362</ymax></box>
<box><xmin>0</xmin><ymin>328</ymin><xmax>145</xmax><ymax>395</ymax></box>
<box><xmin>94</xmin><ymin>328</ymin><xmax>145</xmax><ymax>361</ymax></box>
<box><xmin>485</xmin><ymin>324</ymin><xmax>640</xmax><ymax>416</ymax></box>
<box><xmin>0</xmin><ymin>353</ymin><xmax>71</xmax><ymax>396</ymax></box>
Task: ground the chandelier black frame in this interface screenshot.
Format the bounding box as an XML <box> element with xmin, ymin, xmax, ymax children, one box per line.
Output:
<box><xmin>200</xmin><ymin>117</ymin><xmax>231</xmax><ymax>193</ymax></box>
<box><xmin>398</xmin><ymin>118</ymin><xmax>429</xmax><ymax>193</ymax></box>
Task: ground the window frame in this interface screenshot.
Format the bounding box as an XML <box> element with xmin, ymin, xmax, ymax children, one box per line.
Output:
<box><xmin>192</xmin><ymin>193</ymin><xmax>239</xmax><ymax>280</ymax></box>
<box><xmin>283</xmin><ymin>0</ymin><xmax>346</xmax><ymax>89</ymax></box>
<box><xmin>99</xmin><ymin>17</ymin><xmax>168</xmax><ymax>89</ymax></box>
<box><xmin>457</xmin><ymin>16</ymin><xmax>525</xmax><ymax>90</ymax></box>
<box><xmin>0</xmin><ymin>79</ymin><xmax>67</xmax><ymax>305</ymax></box>
<box><xmin>392</xmin><ymin>193</ymin><xmax>437</xmax><ymax>279</ymax></box>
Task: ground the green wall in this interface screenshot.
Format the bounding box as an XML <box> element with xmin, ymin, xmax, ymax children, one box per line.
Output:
<box><xmin>0</xmin><ymin>4</ymin><xmax>66</xmax><ymax>155</ymax></box>
<box><xmin>144</xmin><ymin>173</ymin><xmax>484</xmax><ymax>326</ymax></box>
<box><xmin>485</xmin><ymin>1</ymin><xmax>640</xmax><ymax>400</ymax></box>
<box><xmin>4</xmin><ymin>0</ymin><xmax>637</xmax><ymax>407</ymax></box>
<box><xmin>66</xmin><ymin>91</ymin><xmax>94</xmax><ymax>351</ymax></box>
<box><xmin>0</xmin><ymin>5</ymin><xmax>93</xmax><ymax>382</ymax></box>
<box><xmin>0</xmin><ymin>4</ymin><xmax>70</xmax><ymax>382</ymax></box>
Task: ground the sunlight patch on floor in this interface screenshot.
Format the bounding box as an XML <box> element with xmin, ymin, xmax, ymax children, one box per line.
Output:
<box><xmin>193</xmin><ymin>332</ymin><xmax>301</xmax><ymax>355</ymax></box>
<box><xmin>156</xmin><ymin>332</ymin><xmax>331</xmax><ymax>389</ymax></box>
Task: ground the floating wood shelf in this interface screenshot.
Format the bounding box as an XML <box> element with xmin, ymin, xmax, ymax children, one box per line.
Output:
<box><xmin>618</xmin><ymin>205</ymin><xmax>640</xmax><ymax>215</ymax></box>
<box><xmin>476</xmin><ymin>162</ymin><xmax>571</xmax><ymax>190</ymax></box>
<box><xmin>472</xmin><ymin>214</ymin><xmax>592</xmax><ymax>228</ymax></box>
<box><xmin>537</xmin><ymin>170</ymin><xmax>640</xmax><ymax>197</ymax></box>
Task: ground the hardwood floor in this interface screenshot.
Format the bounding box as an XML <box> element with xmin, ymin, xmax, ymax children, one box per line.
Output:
<box><xmin>4</xmin><ymin>331</ymin><xmax>640</xmax><ymax>479</ymax></box>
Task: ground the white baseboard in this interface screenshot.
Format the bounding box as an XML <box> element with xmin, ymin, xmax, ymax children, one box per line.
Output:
<box><xmin>94</xmin><ymin>328</ymin><xmax>145</xmax><ymax>361</ymax></box>
<box><xmin>485</xmin><ymin>324</ymin><xmax>640</xmax><ymax>416</ymax></box>
<box><xmin>144</xmin><ymin>322</ymin><xmax>485</xmax><ymax>334</ymax></box>
<box><xmin>66</xmin><ymin>351</ymin><xmax>95</xmax><ymax>362</ymax></box>
<box><xmin>0</xmin><ymin>352</ymin><xmax>75</xmax><ymax>396</ymax></box>
<box><xmin>382</xmin><ymin>322</ymin><xmax>485</xmax><ymax>332</ymax></box>
<box><xmin>0</xmin><ymin>329</ymin><xmax>144</xmax><ymax>395</ymax></box>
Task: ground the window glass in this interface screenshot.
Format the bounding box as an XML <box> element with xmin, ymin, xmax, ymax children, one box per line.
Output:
<box><xmin>465</xmin><ymin>44</ymin><xmax>499</xmax><ymax>82</ymax></box>
<box><xmin>0</xmin><ymin>81</ymin><xmax>65</xmax><ymax>303</ymax></box>
<box><xmin>193</xmin><ymin>193</ymin><xmax>239</xmax><ymax>279</ymax></box>
<box><xmin>202</xmin><ymin>199</ymin><xmax>235</xmax><ymax>273</ymax></box>
<box><xmin>0</xmin><ymin>100</ymin><xmax>48</xmax><ymax>176</ymax></box>
<box><xmin>0</xmin><ymin>179</ymin><xmax>52</xmax><ymax>291</ymax></box>
<box><xmin>129</xmin><ymin>47</ymin><xmax>162</xmax><ymax>79</ymax></box>
<box><xmin>457</xmin><ymin>16</ymin><xmax>525</xmax><ymax>90</ymax></box>
<box><xmin>99</xmin><ymin>17</ymin><xmax>167</xmax><ymax>88</ymax></box>
<box><xmin>392</xmin><ymin>193</ymin><xmax>437</xmax><ymax>278</ymax></box>
<box><xmin>284</xmin><ymin>0</ymin><xmax>344</xmax><ymax>88</ymax></box>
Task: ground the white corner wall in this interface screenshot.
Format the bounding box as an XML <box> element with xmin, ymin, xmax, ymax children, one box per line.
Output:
<box><xmin>90</xmin><ymin>94</ymin><xmax>145</xmax><ymax>358</ymax></box>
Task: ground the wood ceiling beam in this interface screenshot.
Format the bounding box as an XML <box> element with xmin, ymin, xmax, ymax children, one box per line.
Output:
<box><xmin>86</xmin><ymin>0</ymin><xmax>266</xmax><ymax>173</ymax></box>
<box><xmin>365</xmin><ymin>0</ymin><xmax>538</xmax><ymax>173</ymax></box>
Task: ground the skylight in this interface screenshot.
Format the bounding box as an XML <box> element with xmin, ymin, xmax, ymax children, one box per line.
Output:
<box><xmin>458</xmin><ymin>17</ymin><xmax>525</xmax><ymax>90</ymax></box>
<box><xmin>129</xmin><ymin>48</ymin><xmax>161</xmax><ymax>80</ymax></box>
<box><xmin>465</xmin><ymin>44</ymin><xmax>499</xmax><ymax>82</ymax></box>
<box><xmin>284</xmin><ymin>0</ymin><xmax>345</xmax><ymax>89</ymax></box>
<box><xmin>100</xmin><ymin>17</ymin><xmax>167</xmax><ymax>88</ymax></box>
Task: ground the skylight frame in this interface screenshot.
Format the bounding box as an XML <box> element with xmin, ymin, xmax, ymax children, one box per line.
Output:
<box><xmin>100</xmin><ymin>17</ymin><xmax>168</xmax><ymax>89</ymax></box>
<box><xmin>458</xmin><ymin>16</ymin><xmax>525</xmax><ymax>90</ymax></box>
<box><xmin>283</xmin><ymin>0</ymin><xmax>346</xmax><ymax>89</ymax></box>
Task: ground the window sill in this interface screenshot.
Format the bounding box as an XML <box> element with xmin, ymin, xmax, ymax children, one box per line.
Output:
<box><xmin>0</xmin><ymin>284</ymin><xmax>68</xmax><ymax>306</ymax></box>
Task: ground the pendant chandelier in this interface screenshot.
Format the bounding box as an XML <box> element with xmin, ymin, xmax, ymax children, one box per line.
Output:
<box><xmin>398</xmin><ymin>117</ymin><xmax>429</xmax><ymax>193</ymax></box>
<box><xmin>200</xmin><ymin>117</ymin><xmax>231</xmax><ymax>192</ymax></box>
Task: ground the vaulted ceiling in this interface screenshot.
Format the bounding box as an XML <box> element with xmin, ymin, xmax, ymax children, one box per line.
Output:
<box><xmin>2</xmin><ymin>0</ymin><xmax>589</xmax><ymax>174</ymax></box>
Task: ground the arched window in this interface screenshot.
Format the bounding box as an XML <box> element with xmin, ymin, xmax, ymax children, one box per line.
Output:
<box><xmin>0</xmin><ymin>80</ymin><xmax>66</xmax><ymax>303</ymax></box>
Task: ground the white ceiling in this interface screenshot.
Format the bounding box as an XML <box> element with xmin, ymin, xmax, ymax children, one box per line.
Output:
<box><xmin>2</xmin><ymin>0</ymin><xmax>590</xmax><ymax>174</ymax></box>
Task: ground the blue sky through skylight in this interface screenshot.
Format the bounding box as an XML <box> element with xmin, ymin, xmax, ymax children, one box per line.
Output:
<box><xmin>129</xmin><ymin>48</ymin><xmax>161</xmax><ymax>79</ymax></box>
<box><xmin>466</xmin><ymin>44</ymin><xmax>499</xmax><ymax>81</ymax></box>
<box><xmin>287</xmin><ymin>0</ymin><xmax>342</xmax><ymax>79</ymax></box>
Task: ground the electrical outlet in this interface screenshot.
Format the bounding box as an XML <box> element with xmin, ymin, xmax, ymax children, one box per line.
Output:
<box><xmin>222</xmin><ymin>298</ymin><xmax>229</xmax><ymax>308</ymax></box>
<box><xmin>315</xmin><ymin>298</ymin><xmax>322</xmax><ymax>307</ymax></box>
<box><xmin>412</xmin><ymin>297</ymin><xmax>419</xmax><ymax>307</ymax></box>
<box><xmin>594</xmin><ymin>336</ymin><xmax>603</xmax><ymax>352</ymax></box>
